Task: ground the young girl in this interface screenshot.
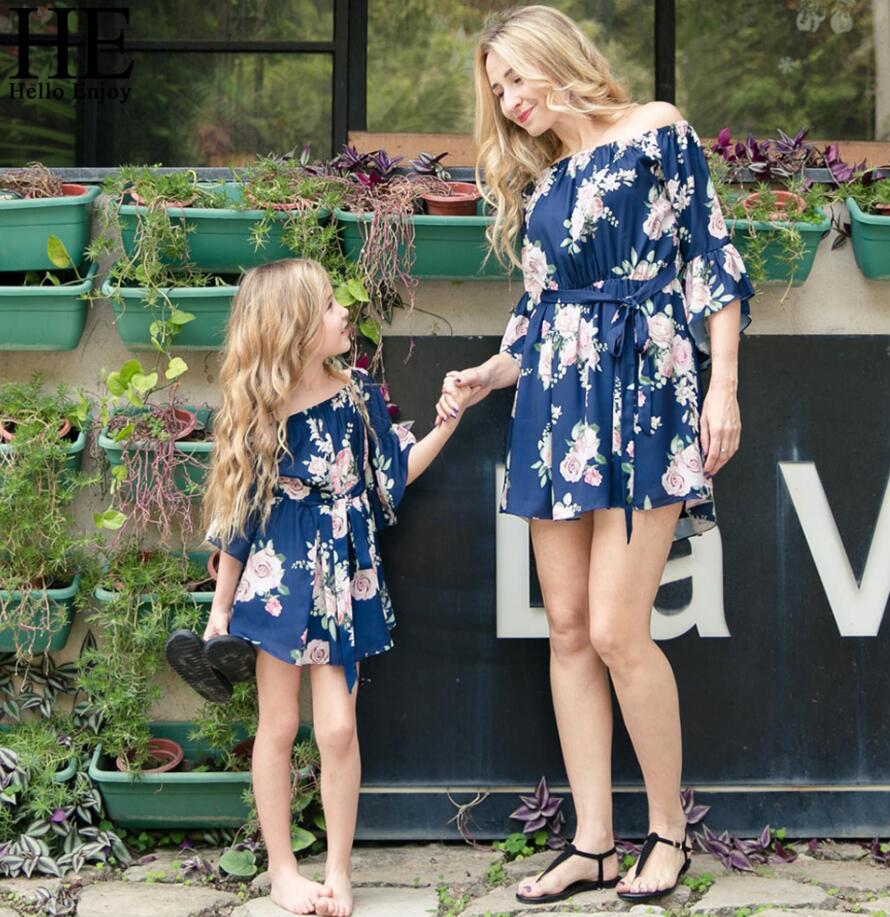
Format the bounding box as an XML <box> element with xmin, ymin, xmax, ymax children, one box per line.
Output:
<box><xmin>200</xmin><ymin>258</ymin><xmax>469</xmax><ymax>917</ymax></box>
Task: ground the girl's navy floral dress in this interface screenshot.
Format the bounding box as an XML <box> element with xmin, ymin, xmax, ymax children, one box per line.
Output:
<box><xmin>205</xmin><ymin>369</ymin><xmax>415</xmax><ymax>692</ymax></box>
<box><xmin>499</xmin><ymin>119</ymin><xmax>755</xmax><ymax>541</ymax></box>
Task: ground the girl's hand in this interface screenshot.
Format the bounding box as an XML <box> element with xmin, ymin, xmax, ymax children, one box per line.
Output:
<box><xmin>435</xmin><ymin>365</ymin><xmax>493</xmax><ymax>426</ymax></box>
<box><xmin>203</xmin><ymin>606</ymin><xmax>232</xmax><ymax>641</ymax></box>
<box><xmin>701</xmin><ymin>381</ymin><xmax>741</xmax><ymax>477</ymax></box>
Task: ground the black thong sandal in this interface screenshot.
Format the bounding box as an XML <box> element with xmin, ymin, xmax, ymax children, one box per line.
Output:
<box><xmin>515</xmin><ymin>842</ymin><xmax>618</xmax><ymax>905</ymax></box>
<box><xmin>165</xmin><ymin>629</ymin><xmax>233</xmax><ymax>703</ymax></box>
<box><xmin>616</xmin><ymin>830</ymin><xmax>691</xmax><ymax>902</ymax></box>
<box><xmin>205</xmin><ymin>635</ymin><xmax>256</xmax><ymax>684</ymax></box>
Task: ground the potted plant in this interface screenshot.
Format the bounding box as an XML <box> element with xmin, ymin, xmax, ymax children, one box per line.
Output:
<box><xmin>843</xmin><ymin>168</ymin><xmax>890</xmax><ymax>280</ymax></box>
<box><xmin>0</xmin><ymin>235</ymin><xmax>97</xmax><ymax>351</ymax></box>
<box><xmin>0</xmin><ymin>162</ymin><xmax>100</xmax><ymax>272</ymax></box>
<box><xmin>411</xmin><ymin>151</ymin><xmax>482</xmax><ymax>216</ymax></box>
<box><xmin>0</xmin><ymin>374</ymin><xmax>100</xmax><ymax>656</ymax></box>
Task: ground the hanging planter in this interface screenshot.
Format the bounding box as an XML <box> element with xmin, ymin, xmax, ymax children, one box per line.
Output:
<box><xmin>846</xmin><ymin>198</ymin><xmax>890</xmax><ymax>280</ymax></box>
<box><xmin>101</xmin><ymin>272</ymin><xmax>238</xmax><ymax>350</ymax></box>
<box><xmin>89</xmin><ymin>720</ymin><xmax>314</xmax><ymax>828</ymax></box>
<box><xmin>335</xmin><ymin>208</ymin><xmax>517</xmax><ymax>280</ymax></box>
<box><xmin>0</xmin><ymin>573</ymin><xmax>81</xmax><ymax>654</ymax></box>
<box><xmin>0</xmin><ymin>260</ymin><xmax>97</xmax><ymax>351</ymax></box>
<box><xmin>118</xmin><ymin>182</ymin><xmax>331</xmax><ymax>272</ymax></box>
<box><xmin>0</xmin><ymin>184</ymin><xmax>100</xmax><ymax>272</ymax></box>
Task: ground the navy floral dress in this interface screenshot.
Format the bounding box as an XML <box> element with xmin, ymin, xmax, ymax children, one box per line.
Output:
<box><xmin>499</xmin><ymin>119</ymin><xmax>755</xmax><ymax>541</ymax></box>
<box><xmin>205</xmin><ymin>368</ymin><xmax>415</xmax><ymax>692</ymax></box>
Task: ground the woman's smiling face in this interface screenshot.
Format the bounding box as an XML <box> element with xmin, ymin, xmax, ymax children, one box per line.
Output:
<box><xmin>485</xmin><ymin>48</ymin><xmax>556</xmax><ymax>138</ymax></box>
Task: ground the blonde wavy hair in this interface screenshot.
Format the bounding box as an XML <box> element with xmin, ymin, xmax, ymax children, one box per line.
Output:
<box><xmin>474</xmin><ymin>4</ymin><xmax>637</xmax><ymax>270</ymax></box>
<box><xmin>203</xmin><ymin>258</ymin><xmax>347</xmax><ymax>550</ymax></box>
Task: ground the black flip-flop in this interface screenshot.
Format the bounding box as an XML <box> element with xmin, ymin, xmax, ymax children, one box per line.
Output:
<box><xmin>205</xmin><ymin>635</ymin><xmax>256</xmax><ymax>684</ymax></box>
<box><xmin>165</xmin><ymin>629</ymin><xmax>233</xmax><ymax>703</ymax></box>
<box><xmin>515</xmin><ymin>843</ymin><xmax>619</xmax><ymax>905</ymax></box>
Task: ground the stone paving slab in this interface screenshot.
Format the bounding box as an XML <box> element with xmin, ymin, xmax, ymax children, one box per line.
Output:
<box><xmin>76</xmin><ymin>880</ymin><xmax>238</xmax><ymax>917</ymax></box>
<box><xmin>123</xmin><ymin>847</ymin><xmax>226</xmax><ymax>883</ymax></box>
<box><xmin>863</xmin><ymin>897</ymin><xmax>890</xmax><ymax>912</ymax></box>
<box><xmin>0</xmin><ymin>875</ymin><xmax>63</xmax><ymax>901</ymax></box>
<box><xmin>461</xmin><ymin>882</ymin><xmax>690</xmax><ymax>916</ymax></box>
<box><xmin>0</xmin><ymin>908</ymin><xmax>20</xmax><ymax>917</ymax></box>
<box><xmin>774</xmin><ymin>855</ymin><xmax>890</xmax><ymax>892</ymax></box>
<box><xmin>692</xmin><ymin>874</ymin><xmax>832</xmax><ymax>913</ymax></box>
<box><xmin>232</xmin><ymin>886</ymin><xmax>437</xmax><ymax>916</ymax></box>
<box><xmin>816</xmin><ymin>842</ymin><xmax>869</xmax><ymax>862</ymax></box>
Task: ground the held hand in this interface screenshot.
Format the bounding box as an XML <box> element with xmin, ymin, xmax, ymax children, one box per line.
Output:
<box><xmin>701</xmin><ymin>381</ymin><xmax>741</xmax><ymax>477</ymax></box>
<box><xmin>203</xmin><ymin>606</ymin><xmax>232</xmax><ymax>641</ymax></box>
<box><xmin>435</xmin><ymin>366</ymin><xmax>493</xmax><ymax>427</ymax></box>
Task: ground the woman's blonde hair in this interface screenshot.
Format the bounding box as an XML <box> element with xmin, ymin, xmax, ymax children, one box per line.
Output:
<box><xmin>203</xmin><ymin>258</ymin><xmax>344</xmax><ymax>549</ymax></box>
<box><xmin>473</xmin><ymin>5</ymin><xmax>636</xmax><ymax>270</ymax></box>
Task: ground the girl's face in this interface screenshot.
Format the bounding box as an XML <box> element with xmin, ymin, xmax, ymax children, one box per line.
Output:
<box><xmin>485</xmin><ymin>48</ymin><xmax>557</xmax><ymax>139</ymax></box>
<box><xmin>311</xmin><ymin>286</ymin><xmax>351</xmax><ymax>360</ymax></box>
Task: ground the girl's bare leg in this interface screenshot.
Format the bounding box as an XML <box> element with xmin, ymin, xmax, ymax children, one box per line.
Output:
<box><xmin>254</xmin><ymin>650</ymin><xmax>331</xmax><ymax>915</ymax></box>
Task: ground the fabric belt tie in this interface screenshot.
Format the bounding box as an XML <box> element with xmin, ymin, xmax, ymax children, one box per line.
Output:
<box><xmin>539</xmin><ymin>263</ymin><xmax>678</xmax><ymax>544</ymax></box>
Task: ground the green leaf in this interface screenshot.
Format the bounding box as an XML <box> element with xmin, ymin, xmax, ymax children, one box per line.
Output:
<box><xmin>131</xmin><ymin>372</ymin><xmax>157</xmax><ymax>395</ymax></box>
<box><xmin>358</xmin><ymin>320</ymin><xmax>381</xmax><ymax>346</ymax></box>
<box><xmin>532</xmin><ymin>829</ymin><xmax>548</xmax><ymax>847</ymax></box>
<box><xmin>334</xmin><ymin>284</ymin><xmax>354</xmax><ymax>306</ymax></box>
<box><xmin>218</xmin><ymin>849</ymin><xmax>257</xmax><ymax>877</ymax></box>
<box><xmin>94</xmin><ymin>508</ymin><xmax>127</xmax><ymax>530</ymax></box>
<box><xmin>111</xmin><ymin>464</ymin><xmax>127</xmax><ymax>482</ymax></box>
<box><xmin>112</xmin><ymin>422</ymin><xmax>135</xmax><ymax>442</ymax></box>
<box><xmin>290</xmin><ymin>826</ymin><xmax>316</xmax><ymax>853</ymax></box>
<box><xmin>24</xmin><ymin>270</ymin><xmax>40</xmax><ymax>285</ymax></box>
<box><xmin>106</xmin><ymin>372</ymin><xmax>126</xmax><ymax>397</ymax></box>
<box><xmin>313</xmin><ymin>812</ymin><xmax>327</xmax><ymax>832</ymax></box>
<box><xmin>118</xmin><ymin>360</ymin><xmax>143</xmax><ymax>385</ymax></box>
<box><xmin>47</xmin><ymin>234</ymin><xmax>73</xmax><ymax>269</ymax></box>
<box><xmin>47</xmin><ymin>272</ymin><xmax>61</xmax><ymax>286</ymax></box>
<box><xmin>164</xmin><ymin>357</ymin><xmax>187</xmax><ymax>380</ymax></box>
<box><xmin>169</xmin><ymin>309</ymin><xmax>195</xmax><ymax>326</ymax></box>
<box><xmin>347</xmin><ymin>277</ymin><xmax>370</xmax><ymax>303</ymax></box>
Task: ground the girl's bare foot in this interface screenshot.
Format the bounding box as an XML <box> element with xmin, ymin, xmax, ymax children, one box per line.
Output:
<box><xmin>270</xmin><ymin>867</ymin><xmax>331</xmax><ymax>915</ymax></box>
<box><xmin>315</xmin><ymin>870</ymin><xmax>353</xmax><ymax>917</ymax></box>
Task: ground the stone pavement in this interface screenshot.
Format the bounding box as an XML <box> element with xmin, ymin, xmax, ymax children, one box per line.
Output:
<box><xmin>1</xmin><ymin>840</ymin><xmax>890</xmax><ymax>916</ymax></box>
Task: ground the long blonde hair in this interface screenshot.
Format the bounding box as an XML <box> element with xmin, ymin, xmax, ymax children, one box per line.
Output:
<box><xmin>203</xmin><ymin>258</ymin><xmax>344</xmax><ymax>548</ymax></box>
<box><xmin>474</xmin><ymin>5</ymin><xmax>637</xmax><ymax>270</ymax></box>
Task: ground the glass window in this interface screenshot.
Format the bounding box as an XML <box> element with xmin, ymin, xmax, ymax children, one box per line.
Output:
<box><xmin>677</xmin><ymin>0</ymin><xmax>877</xmax><ymax>140</ymax></box>
<box><xmin>105</xmin><ymin>52</ymin><xmax>332</xmax><ymax>166</ymax></box>
<box><xmin>367</xmin><ymin>0</ymin><xmax>654</xmax><ymax>134</ymax></box>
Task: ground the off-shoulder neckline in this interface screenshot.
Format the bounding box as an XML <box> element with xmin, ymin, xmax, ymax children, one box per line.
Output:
<box><xmin>281</xmin><ymin>374</ymin><xmax>354</xmax><ymax>421</ymax></box>
<box><xmin>545</xmin><ymin>118</ymin><xmax>689</xmax><ymax>171</ymax></box>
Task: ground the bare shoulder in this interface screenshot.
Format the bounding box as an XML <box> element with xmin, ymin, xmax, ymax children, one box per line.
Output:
<box><xmin>628</xmin><ymin>101</ymin><xmax>686</xmax><ymax>133</ymax></box>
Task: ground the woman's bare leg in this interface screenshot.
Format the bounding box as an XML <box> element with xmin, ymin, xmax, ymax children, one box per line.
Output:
<box><xmin>517</xmin><ymin>512</ymin><xmax>619</xmax><ymax>899</ymax></box>
<box><xmin>588</xmin><ymin>504</ymin><xmax>688</xmax><ymax>896</ymax></box>
<box><xmin>254</xmin><ymin>650</ymin><xmax>331</xmax><ymax>914</ymax></box>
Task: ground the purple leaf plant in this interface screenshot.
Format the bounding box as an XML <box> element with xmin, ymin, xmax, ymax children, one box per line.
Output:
<box><xmin>510</xmin><ymin>776</ymin><xmax>566</xmax><ymax>849</ymax></box>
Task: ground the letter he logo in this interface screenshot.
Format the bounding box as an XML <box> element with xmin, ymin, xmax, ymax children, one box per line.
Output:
<box><xmin>11</xmin><ymin>6</ymin><xmax>134</xmax><ymax>81</ymax></box>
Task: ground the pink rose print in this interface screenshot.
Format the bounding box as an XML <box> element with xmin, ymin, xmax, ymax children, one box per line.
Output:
<box><xmin>583</xmin><ymin>466</ymin><xmax>603</xmax><ymax>486</ymax></box>
<box><xmin>523</xmin><ymin>243</ymin><xmax>550</xmax><ymax>304</ymax></box>
<box><xmin>245</xmin><ymin>546</ymin><xmax>284</xmax><ymax>596</ymax></box>
<box><xmin>677</xmin><ymin>443</ymin><xmax>705</xmax><ymax>489</ymax></box>
<box><xmin>305</xmin><ymin>639</ymin><xmax>330</xmax><ymax>665</ymax></box>
<box><xmin>394</xmin><ymin>422</ymin><xmax>416</xmax><ymax>449</ymax></box>
<box><xmin>331</xmin><ymin>500</ymin><xmax>348</xmax><ymax>539</ymax></box>
<box><xmin>300</xmin><ymin>629</ymin><xmax>308</xmax><ymax>646</ymax></box>
<box><xmin>630</xmin><ymin>259</ymin><xmax>659</xmax><ymax>281</ymax></box>
<box><xmin>538</xmin><ymin>339</ymin><xmax>554</xmax><ymax>386</ymax></box>
<box><xmin>723</xmin><ymin>245</ymin><xmax>745</xmax><ymax>282</ymax></box>
<box><xmin>672</xmin><ymin>337</ymin><xmax>694</xmax><ymax>376</ymax></box>
<box><xmin>612</xmin><ymin>426</ymin><xmax>622</xmax><ymax>453</ymax></box>
<box><xmin>559</xmin><ymin>451</ymin><xmax>584</xmax><ymax>483</ymax></box>
<box><xmin>578</xmin><ymin>319</ymin><xmax>595</xmax><ymax>361</ymax></box>
<box><xmin>559</xmin><ymin>338</ymin><xmax>578</xmax><ymax>367</ymax></box>
<box><xmin>661</xmin><ymin>462</ymin><xmax>689</xmax><ymax>496</ymax></box>
<box><xmin>685</xmin><ymin>271</ymin><xmax>711</xmax><ymax>315</ymax></box>
<box><xmin>235</xmin><ymin>575</ymin><xmax>255</xmax><ymax>604</ymax></box>
<box><xmin>502</xmin><ymin>314</ymin><xmax>529</xmax><ymax>349</ymax></box>
<box><xmin>656</xmin><ymin>346</ymin><xmax>674</xmax><ymax>378</ymax></box>
<box><xmin>280</xmin><ymin>477</ymin><xmax>309</xmax><ymax>501</ymax></box>
<box><xmin>554</xmin><ymin>304</ymin><xmax>581</xmax><ymax>335</ymax></box>
<box><xmin>574</xmin><ymin>426</ymin><xmax>601</xmax><ymax>461</ymax></box>
<box><xmin>647</xmin><ymin>313</ymin><xmax>674</xmax><ymax>348</ymax></box>
<box><xmin>643</xmin><ymin>193</ymin><xmax>675</xmax><ymax>240</ymax></box>
<box><xmin>264</xmin><ymin>596</ymin><xmax>282</xmax><ymax>617</ymax></box>
<box><xmin>307</xmin><ymin>454</ymin><xmax>328</xmax><ymax>478</ymax></box>
<box><xmin>708</xmin><ymin>201</ymin><xmax>728</xmax><ymax>239</ymax></box>
<box><xmin>350</xmin><ymin>568</ymin><xmax>379</xmax><ymax>601</ymax></box>
<box><xmin>332</xmin><ymin>448</ymin><xmax>358</xmax><ymax>494</ymax></box>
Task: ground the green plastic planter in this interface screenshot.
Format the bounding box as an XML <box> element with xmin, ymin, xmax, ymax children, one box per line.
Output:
<box><xmin>89</xmin><ymin>721</ymin><xmax>313</xmax><ymax>828</ymax></box>
<box><xmin>0</xmin><ymin>725</ymin><xmax>77</xmax><ymax>781</ymax></box>
<box><xmin>93</xmin><ymin>550</ymin><xmax>215</xmax><ymax>608</ymax></box>
<box><xmin>0</xmin><ymin>260</ymin><xmax>97</xmax><ymax>350</ymax></box>
<box><xmin>118</xmin><ymin>182</ymin><xmax>329</xmax><ymax>272</ymax></box>
<box><xmin>102</xmin><ymin>276</ymin><xmax>236</xmax><ymax>350</ymax></box>
<box><xmin>0</xmin><ymin>420</ymin><xmax>89</xmax><ymax>474</ymax></box>
<box><xmin>0</xmin><ymin>573</ymin><xmax>80</xmax><ymax>653</ymax></box>
<box><xmin>727</xmin><ymin>212</ymin><xmax>830</xmax><ymax>286</ymax></box>
<box><xmin>335</xmin><ymin>207</ymin><xmax>518</xmax><ymax>280</ymax></box>
<box><xmin>0</xmin><ymin>184</ymin><xmax>100</xmax><ymax>272</ymax></box>
<box><xmin>846</xmin><ymin>198</ymin><xmax>890</xmax><ymax>280</ymax></box>
<box><xmin>97</xmin><ymin>405</ymin><xmax>214</xmax><ymax>494</ymax></box>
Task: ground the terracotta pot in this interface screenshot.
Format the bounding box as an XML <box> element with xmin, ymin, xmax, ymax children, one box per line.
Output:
<box><xmin>0</xmin><ymin>417</ymin><xmax>71</xmax><ymax>442</ymax></box>
<box><xmin>741</xmin><ymin>190</ymin><xmax>807</xmax><ymax>222</ymax></box>
<box><xmin>873</xmin><ymin>202</ymin><xmax>890</xmax><ymax>216</ymax></box>
<box><xmin>116</xmin><ymin>737</ymin><xmax>184</xmax><ymax>773</ymax></box>
<box><xmin>128</xmin><ymin>189</ymin><xmax>197</xmax><ymax>208</ymax></box>
<box><xmin>232</xmin><ymin>737</ymin><xmax>255</xmax><ymax>761</ymax></box>
<box><xmin>153</xmin><ymin>406</ymin><xmax>198</xmax><ymax>441</ymax></box>
<box><xmin>422</xmin><ymin>181</ymin><xmax>481</xmax><ymax>216</ymax></box>
<box><xmin>207</xmin><ymin>549</ymin><xmax>221</xmax><ymax>582</ymax></box>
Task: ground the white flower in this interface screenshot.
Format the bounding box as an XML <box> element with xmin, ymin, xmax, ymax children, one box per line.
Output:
<box><xmin>502</xmin><ymin>313</ymin><xmax>529</xmax><ymax>350</ymax></box>
<box><xmin>643</xmin><ymin>194</ymin><xmax>675</xmax><ymax>240</ymax></box>
<box><xmin>539</xmin><ymin>430</ymin><xmax>552</xmax><ymax>467</ymax></box>
<box><xmin>577</xmin><ymin>319</ymin><xmax>595</xmax><ymax>361</ymax></box>
<box><xmin>573</xmin><ymin>425</ymin><xmax>601</xmax><ymax>462</ymax></box>
<box><xmin>559</xmin><ymin>338</ymin><xmax>578</xmax><ymax>367</ymax></box>
<box><xmin>722</xmin><ymin>245</ymin><xmax>746</xmax><ymax>282</ymax></box>
<box><xmin>630</xmin><ymin>259</ymin><xmax>660</xmax><ymax>280</ymax></box>
<box><xmin>552</xmin><ymin>496</ymin><xmax>578</xmax><ymax>520</ymax></box>
<box><xmin>554</xmin><ymin>304</ymin><xmax>582</xmax><ymax>336</ymax></box>
<box><xmin>523</xmin><ymin>243</ymin><xmax>550</xmax><ymax>303</ymax></box>
<box><xmin>685</xmin><ymin>270</ymin><xmax>711</xmax><ymax>315</ymax></box>
<box><xmin>307</xmin><ymin>454</ymin><xmax>328</xmax><ymax>478</ymax></box>
<box><xmin>538</xmin><ymin>339</ymin><xmax>553</xmax><ymax>386</ymax></box>
<box><xmin>647</xmin><ymin>313</ymin><xmax>674</xmax><ymax>348</ymax></box>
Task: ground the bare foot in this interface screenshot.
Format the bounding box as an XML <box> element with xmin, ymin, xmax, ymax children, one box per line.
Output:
<box><xmin>315</xmin><ymin>871</ymin><xmax>353</xmax><ymax>917</ymax></box>
<box><xmin>270</xmin><ymin>867</ymin><xmax>331</xmax><ymax>915</ymax></box>
<box><xmin>517</xmin><ymin>848</ymin><xmax>618</xmax><ymax>900</ymax></box>
<box><xmin>617</xmin><ymin>830</ymin><xmax>689</xmax><ymax>897</ymax></box>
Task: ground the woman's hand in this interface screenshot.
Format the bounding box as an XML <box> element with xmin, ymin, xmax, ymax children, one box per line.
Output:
<box><xmin>701</xmin><ymin>380</ymin><xmax>741</xmax><ymax>477</ymax></box>
<box><xmin>203</xmin><ymin>605</ymin><xmax>232</xmax><ymax>641</ymax></box>
<box><xmin>435</xmin><ymin>365</ymin><xmax>494</xmax><ymax>426</ymax></box>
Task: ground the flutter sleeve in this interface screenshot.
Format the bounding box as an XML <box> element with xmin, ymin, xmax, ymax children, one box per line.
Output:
<box><xmin>205</xmin><ymin>491</ymin><xmax>261</xmax><ymax>565</ymax></box>
<box><xmin>658</xmin><ymin>120</ymin><xmax>754</xmax><ymax>364</ymax></box>
<box><xmin>354</xmin><ymin>368</ymin><xmax>416</xmax><ymax>528</ymax></box>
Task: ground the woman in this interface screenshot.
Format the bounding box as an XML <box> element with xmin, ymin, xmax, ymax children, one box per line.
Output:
<box><xmin>436</xmin><ymin>5</ymin><xmax>753</xmax><ymax>905</ymax></box>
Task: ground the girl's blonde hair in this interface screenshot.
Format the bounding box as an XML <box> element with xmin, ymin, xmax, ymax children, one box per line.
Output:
<box><xmin>203</xmin><ymin>258</ymin><xmax>343</xmax><ymax>549</ymax></box>
<box><xmin>473</xmin><ymin>5</ymin><xmax>636</xmax><ymax>270</ymax></box>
